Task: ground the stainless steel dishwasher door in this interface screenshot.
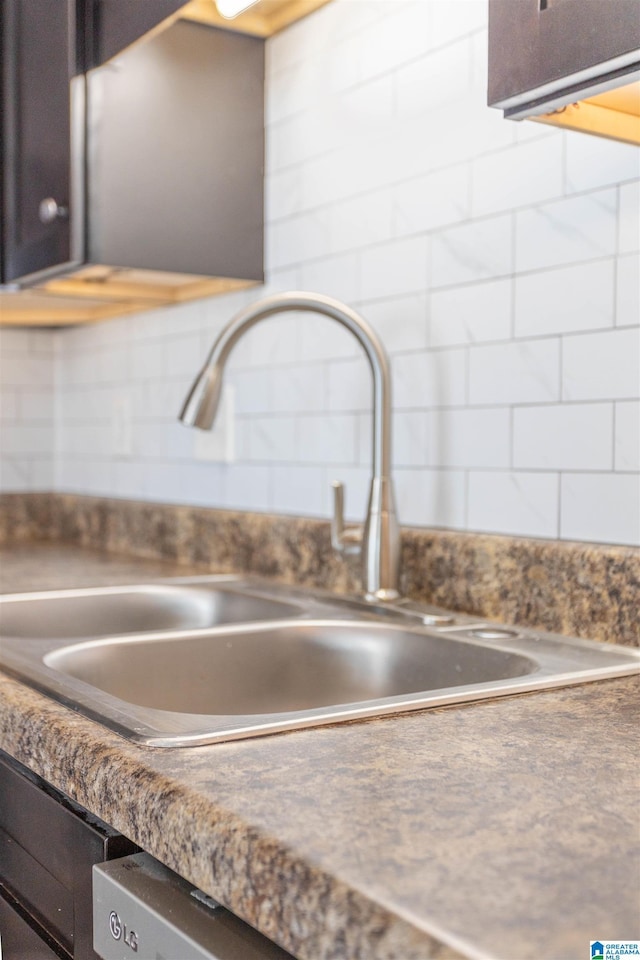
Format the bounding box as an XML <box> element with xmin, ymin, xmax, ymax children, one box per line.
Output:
<box><xmin>93</xmin><ymin>853</ymin><xmax>294</xmax><ymax>960</ymax></box>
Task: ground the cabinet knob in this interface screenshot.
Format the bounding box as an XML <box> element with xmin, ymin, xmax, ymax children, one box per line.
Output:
<box><xmin>38</xmin><ymin>197</ymin><xmax>69</xmax><ymax>224</ymax></box>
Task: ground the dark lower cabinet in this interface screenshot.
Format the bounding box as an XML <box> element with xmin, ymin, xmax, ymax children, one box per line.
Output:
<box><xmin>0</xmin><ymin>752</ymin><xmax>138</xmax><ymax>960</ymax></box>
<box><xmin>0</xmin><ymin>887</ymin><xmax>67</xmax><ymax>960</ymax></box>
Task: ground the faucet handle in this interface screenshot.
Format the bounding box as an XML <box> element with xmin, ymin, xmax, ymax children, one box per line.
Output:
<box><xmin>330</xmin><ymin>481</ymin><xmax>363</xmax><ymax>557</ymax></box>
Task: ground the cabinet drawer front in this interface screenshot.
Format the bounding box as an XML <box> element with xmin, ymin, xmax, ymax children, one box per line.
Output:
<box><xmin>0</xmin><ymin>752</ymin><xmax>138</xmax><ymax>960</ymax></box>
<box><xmin>0</xmin><ymin>887</ymin><xmax>69</xmax><ymax>960</ymax></box>
<box><xmin>0</xmin><ymin>826</ymin><xmax>74</xmax><ymax>955</ymax></box>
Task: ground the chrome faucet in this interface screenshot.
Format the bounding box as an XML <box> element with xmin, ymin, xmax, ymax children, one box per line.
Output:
<box><xmin>179</xmin><ymin>291</ymin><xmax>400</xmax><ymax>602</ymax></box>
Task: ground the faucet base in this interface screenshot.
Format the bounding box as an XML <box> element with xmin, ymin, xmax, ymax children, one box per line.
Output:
<box><xmin>364</xmin><ymin>588</ymin><xmax>402</xmax><ymax>603</ymax></box>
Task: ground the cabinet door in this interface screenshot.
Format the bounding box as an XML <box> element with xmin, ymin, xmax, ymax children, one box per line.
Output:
<box><xmin>0</xmin><ymin>0</ymin><xmax>78</xmax><ymax>283</ymax></box>
<box><xmin>91</xmin><ymin>0</ymin><xmax>188</xmax><ymax>67</ymax></box>
<box><xmin>0</xmin><ymin>752</ymin><xmax>138</xmax><ymax>960</ymax></box>
<box><xmin>0</xmin><ymin>889</ymin><xmax>69</xmax><ymax>960</ymax></box>
<box><xmin>488</xmin><ymin>0</ymin><xmax>640</xmax><ymax>116</ymax></box>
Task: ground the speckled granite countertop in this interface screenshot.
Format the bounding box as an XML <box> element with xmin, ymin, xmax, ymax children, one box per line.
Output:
<box><xmin>0</xmin><ymin>543</ymin><xmax>638</xmax><ymax>960</ymax></box>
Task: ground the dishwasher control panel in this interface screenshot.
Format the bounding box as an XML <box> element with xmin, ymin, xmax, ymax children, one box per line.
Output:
<box><xmin>93</xmin><ymin>852</ymin><xmax>294</xmax><ymax>960</ymax></box>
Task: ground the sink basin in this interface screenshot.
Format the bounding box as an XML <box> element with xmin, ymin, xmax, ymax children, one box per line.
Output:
<box><xmin>1</xmin><ymin>577</ymin><xmax>638</xmax><ymax>746</ymax></box>
<box><xmin>0</xmin><ymin>583</ymin><xmax>300</xmax><ymax>639</ymax></box>
<box><xmin>45</xmin><ymin>622</ymin><xmax>536</xmax><ymax>716</ymax></box>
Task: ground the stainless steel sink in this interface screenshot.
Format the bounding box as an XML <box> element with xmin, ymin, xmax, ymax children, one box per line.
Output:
<box><xmin>0</xmin><ymin>576</ymin><xmax>638</xmax><ymax>746</ymax></box>
<box><xmin>44</xmin><ymin>622</ymin><xmax>537</xmax><ymax>715</ymax></box>
<box><xmin>0</xmin><ymin>582</ymin><xmax>301</xmax><ymax>639</ymax></box>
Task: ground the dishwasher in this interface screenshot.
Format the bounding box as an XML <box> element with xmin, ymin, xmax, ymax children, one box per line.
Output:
<box><xmin>93</xmin><ymin>852</ymin><xmax>295</xmax><ymax>960</ymax></box>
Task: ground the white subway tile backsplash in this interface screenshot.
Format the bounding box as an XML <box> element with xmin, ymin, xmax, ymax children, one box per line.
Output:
<box><xmin>615</xmin><ymin>401</ymin><xmax>640</xmax><ymax>471</ymax></box>
<box><xmin>561</xmin><ymin>473</ymin><xmax>640</xmax><ymax>546</ymax></box>
<box><xmin>240</xmin><ymin>315</ymin><xmax>299</xmax><ymax>368</ymax></box>
<box><xmin>515</xmin><ymin>190</ymin><xmax>618</xmax><ymax>273</ymax></box>
<box><xmin>220</xmin><ymin>464</ymin><xmax>271</xmax><ymax>513</ymax></box>
<box><xmin>616</xmin><ymin>253</ymin><xmax>640</xmax><ymax>328</ymax></box>
<box><xmin>57</xmin><ymin>458</ymin><xmax>114</xmax><ymax>496</ymax></box>
<box><xmin>431</xmin><ymin>214</ymin><xmax>513</xmax><ymax>288</ymax></box>
<box><xmin>132</xmin><ymin>421</ymin><xmax>167</xmax><ymax>460</ymax></box>
<box><xmin>565</xmin><ymin>131</ymin><xmax>640</xmax><ymax>194</ymax></box>
<box><xmin>246</xmin><ymin>416</ymin><xmax>297</xmax><ymax>463</ymax></box>
<box><xmin>131</xmin><ymin>379</ymin><xmax>186</xmax><ymax>421</ymax></box>
<box><xmin>0</xmin><ymin>329</ymin><xmax>31</xmax><ymax>353</ymax></box>
<box><xmin>357</xmin><ymin>1</ymin><xmax>432</xmax><ymax>83</ymax></box>
<box><xmin>270</xmin><ymin>209</ymin><xmax>332</xmax><ymax>269</ymax></box>
<box><xmin>113</xmin><ymin>460</ymin><xmax>149</xmax><ymax>501</ymax></box>
<box><xmin>429</xmin><ymin>407</ymin><xmax>511</xmax><ymax>468</ymax></box>
<box><xmin>1</xmin><ymin>0</ymin><xmax>637</xmax><ymax>548</ymax></box>
<box><xmin>144</xmin><ymin>463</ymin><xmax>201</xmax><ymax>505</ymax></box>
<box><xmin>327</xmin><ymin>357</ymin><xmax>370</xmax><ymax>412</ymax></box>
<box><xmin>271</xmin><ymin>464</ymin><xmax>326</xmax><ymax>516</ymax></box>
<box><xmin>513</xmin><ymin>403</ymin><xmax>613</xmax><ymax>471</ymax></box>
<box><xmin>393</xmin><ymin>410</ymin><xmax>429</xmax><ymax>467</ymax></box>
<box><xmin>164</xmin><ymin>421</ymin><xmax>196</xmax><ymax>462</ymax></box>
<box><xmin>300</xmin><ymin>253</ymin><xmax>359</xmax><ymax>304</ymax></box>
<box><xmin>330</xmin><ymin>190</ymin><xmax>394</xmax><ymax>254</ymax></box>
<box><xmin>182</xmin><ymin>463</ymin><xmax>227</xmax><ymax>510</ymax></box>
<box><xmin>0</xmin><ymin>391</ymin><xmax>18</xmax><ymax>421</ymax></box>
<box><xmin>18</xmin><ymin>390</ymin><xmax>56</xmax><ymax>423</ymax></box>
<box><xmin>131</xmin><ymin>338</ymin><xmax>164</xmax><ymax>381</ymax></box>
<box><xmin>0</xmin><ymin>423</ymin><xmax>54</xmax><ymax>456</ymax></box>
<box><xmin>163</xmin><ymin>333</ymin><xmax>204</xmax><ymax>380</ymax></box>
<box><xmin>562</xmin><ymin>328</ymin><xmax>640</xmax><ymax>401</ymax></box>
<box><xmin>430</xmin><ymin>278</ymin><xmax>512</xmax><ymax>347</ymax></box>
<box><xmin>230</xmin><ymin>369</ymin><xmax>272</xmax><ymax>416</ymax></box>
<box><xmin>96</xmin><ymin>346</ymin><xmax>132</xmax><ymax>384</ymax></box>
<box><xmin>29</xmin><ymin>331</ymin><xmax>56</xmax><ymax>355</ymax></box>
<box><xmin>0</xmin><ymin>458</ymin><xmax>31</xmax><ymax>492</ymax></box>
<box><xmin>425</xmin><ymin>98</ymin><xmax>515</xmax><ymax>171</ymax></box>
<box><xmin>340</xmin><ymin>73</ymin><xmax>395</xmax><ymax>148</ymax></box>
<box><xmin>393</xmin><ymin>164</ymin><xmax>470</xmax><ymax>237</ymax></box>
<box><xmin>393</xmin><ymin>348</ymin><xmax>467</xmax><ymax>408</ymax></box>
<box><xmin>360</xmin><ymin>294</ymin><xmax>429</xmax><ymax>353</ymax></box>
<box><xmin>468</xmin><ymin>471</ymin><xmax>559</xmax><ymax>538</ymax></box>
<box><xmin>395</xmin><ymin>467</ymin><xmax>467</xmax><ymax>529</ymax></box>
<box><xmin>469</xmin><ymin>339</ymin><xmax>560</xmax><ymax>405</ymax></box>
<box><xmin>0</xmin><ymin>351</ymin><xmax>53</xmax><ymax>388</ymax></box>
<box><xmin>266</xmin><ymin>166</ymin><xmax>304</xmax><ymax>222</ymax></box>
<box><xmin>429</xmin><ymin>0</ymin><xmax>487</xmax><ymax>47</ymax></box>
<box><xmin>272</xmin><ymin>364</ymin><xmax>326</xmax><ymax>414</ymax></box>
<box><xmin>360</xmin><ymin>236</ymin><xmax>429</xmax><ymax>301</ymax></box>
<box><xmin>298</xmin><ymin>413</ymin><xmax>358</xmax><ymax>465</ymax></box>
<box><xmin>396</xmin><ymin>38</ymin><xmax>473</xmax><ymax>120</ymax></box>
<box><xmin>27</xmin><ymin>458</ymin><xmax>55</xmax><ymax>491</ymax></box>
<box><xmin>514</xmin><ymin>260</ymin><xmax>615</xmax><ymax>337</ymax></box>
<box><xmin>357</xmin><ymin>411</ymin><xmax>373</xmax><ymax>467</ymax></box>
<box><xmin>618</xmin><ymin>181</ymin><xmax>640</xmax><ymax>253</ymax></box>
<box><xmin>471</xmin><ymin>136</ymin><xmax>563</xmax><ymax>217</ymax></box>
<box><xmin>297</xmin><ymin>313</ymin><xmax>357</xmax><ymax>363</ymax></box>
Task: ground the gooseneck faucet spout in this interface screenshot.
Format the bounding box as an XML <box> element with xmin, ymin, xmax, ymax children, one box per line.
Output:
<box><xmin>179</xmin><ymin>292</ymin><xmax>400</xmax><ymax>602</ymax></box>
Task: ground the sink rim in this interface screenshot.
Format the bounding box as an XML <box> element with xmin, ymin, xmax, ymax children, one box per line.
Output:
<box><xmin>0</xmin><ymin>577</ymin><xmax>305</xmax><ymax>641</ymax></box>
<box><xmin>1</xmin><ymin>576</ymin><xmax>639</xmax><ymax>747</ymax></box>
<box><xmin>42</xmin><ymin>617</ymin><xmax>541</xmax><ymax>721</ymax></box>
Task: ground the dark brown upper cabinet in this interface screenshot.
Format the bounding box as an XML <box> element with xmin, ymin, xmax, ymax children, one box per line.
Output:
<box><xmin>0</xmin><ymin>0</ymin><xmax>265</xmax><ymax>324</ymax></box>
<box><xmin>488</xmin><ymin>0</ymin><xmax>640</xmax><ymax>144</ymax></box>
<box><xmin>0</xmin><ymin>0</ymin><xmax>78</xmax><ymax>284</ymax></box>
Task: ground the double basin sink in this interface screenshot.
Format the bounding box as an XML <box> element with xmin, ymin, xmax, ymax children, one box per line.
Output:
<box><xmin>0</xmin><ymin>576</ymin><xmax>638</xmax><ymax>746</ymax></box>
